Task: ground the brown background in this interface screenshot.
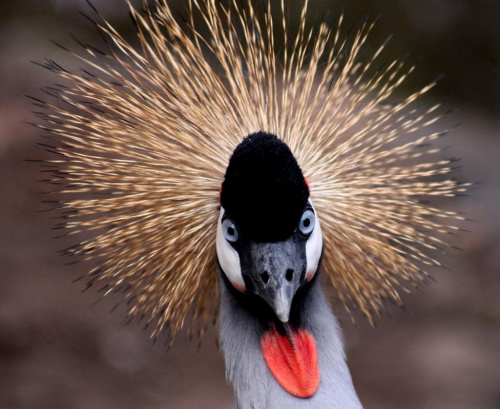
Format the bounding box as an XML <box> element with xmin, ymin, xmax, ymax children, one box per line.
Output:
<box><xmin>0</xmin><ymin>1</ymin><xmax>499</xmax><ymax>408</ymax></box>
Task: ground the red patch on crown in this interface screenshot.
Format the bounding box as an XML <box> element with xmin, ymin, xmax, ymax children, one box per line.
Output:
<box><xmin>260</xmin><ymin>324</ymin><xmax>320</xmax><ymax>399</ymax></box>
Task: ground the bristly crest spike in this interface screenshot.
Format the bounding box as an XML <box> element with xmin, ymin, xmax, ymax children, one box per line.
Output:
<box><xmin>38</xmin><ymin>0</ymin><xmax>465</xmax><ymax>341</ymax></box>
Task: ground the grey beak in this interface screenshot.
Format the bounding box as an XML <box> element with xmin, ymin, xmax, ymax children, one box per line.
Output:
<box><xmin>271</xmin><ymin>285</ymin><xmax>293</xmax><ymax>323</ymax></box>
<box><xmin>243</xmin><ymin>240</ymin><xmax>305</xmax><ymax>323</ymax></box>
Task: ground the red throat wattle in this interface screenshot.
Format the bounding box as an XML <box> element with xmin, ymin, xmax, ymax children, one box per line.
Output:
<box><xmin>260</xmin><ymin>324</ymin><xmax>320</xmax><ymax>398</ymax></box>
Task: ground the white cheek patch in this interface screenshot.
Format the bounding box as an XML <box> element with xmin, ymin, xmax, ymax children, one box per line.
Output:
<box><xmin>305</xmin><ymin>201</ymin><xmax>323</xmax><ymax>281</ymax></box>
<box><xmin>216</xmin><ymin>207</ymin><xmax>245</xmax><ymax>291</ymax></box>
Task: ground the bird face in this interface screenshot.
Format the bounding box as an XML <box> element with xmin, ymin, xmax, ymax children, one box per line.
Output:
<box><xmin>216</xmin><ymin>200</ymin><xmax>323</xmax><ymax>322</ymax></box>
<box><xmin>216</xmin><ymin>132</ymin><xmax>323</xmax><ymax>323</ymax></box>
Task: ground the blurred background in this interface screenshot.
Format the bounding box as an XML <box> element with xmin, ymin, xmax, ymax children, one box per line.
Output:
<box><xmin>0</xmin><ymin>0</ymin><xmax>499</xmax><ymax>408</ymax></box>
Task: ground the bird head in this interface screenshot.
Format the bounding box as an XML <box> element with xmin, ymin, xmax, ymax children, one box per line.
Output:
<box><xmin>216</xmin><ymin>132</ymin><xmax>323</xmax><ymax>323</ymax></box>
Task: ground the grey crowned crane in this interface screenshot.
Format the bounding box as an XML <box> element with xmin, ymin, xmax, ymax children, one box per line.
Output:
<box><xmin>217</xmin><ymin>132</ymin><xmax>362</xmax><ymax>407</ymax></box>
<box><xmin>35</xmin><ymin>0</ymin><xmax>466</xmax><ymax>408</ymax></box>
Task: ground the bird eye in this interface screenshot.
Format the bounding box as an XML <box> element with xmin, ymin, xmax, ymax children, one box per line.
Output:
<box><xmin>222</xmin><ymin>218</ymin><xmax>238</xmax><ymax>242</ymax></box>
<box><xmin>299</xmin><ymin>209</ymin><xmax>315</xmax><ymax>235</ymax></box>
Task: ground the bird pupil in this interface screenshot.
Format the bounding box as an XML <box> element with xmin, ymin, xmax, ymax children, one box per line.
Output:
<box><xmin>303</xmin><ymin>218</ymin><xmax>310</xmax><ymax>228</ymax></box>
<box><xmin>227</xmin><ymin>226</ymin><xmax>235</xmax><ymax>236</ymax></box>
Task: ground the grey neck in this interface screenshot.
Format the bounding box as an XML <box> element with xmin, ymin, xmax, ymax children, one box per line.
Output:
<box><xmin>218</xmin><ymin>271</ymin><xmax>363</xmax><ymax>409</ymax></box>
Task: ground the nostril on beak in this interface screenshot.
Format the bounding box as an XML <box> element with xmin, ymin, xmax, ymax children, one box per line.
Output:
<box><xmin>260</xmin><ymin>271</ymin><xmax>270</xmax><ymax>284</ymax></box>
<box><xmin>285</xmin><ymin>269</ymin><xmax>294</xmax><ymax>282</ymax></box>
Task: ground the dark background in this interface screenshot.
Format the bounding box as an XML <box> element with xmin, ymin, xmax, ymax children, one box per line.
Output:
<box><xmin>0</xmin><ymin>1</ymin><xmax>499</xmax><ymax>408</ymax></box>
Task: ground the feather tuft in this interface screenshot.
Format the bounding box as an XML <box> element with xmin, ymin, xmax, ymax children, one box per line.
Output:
<box><xmin>36</xmin><ymin>0</ymin><xmax>466</xmax><ymax>339</ymax></box>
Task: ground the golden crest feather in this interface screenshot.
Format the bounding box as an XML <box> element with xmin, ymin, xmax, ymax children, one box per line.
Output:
<box><xmin>36</xmin><ymin>0</ymin><xmax>467</xmax><ymax>340</ymax></box>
